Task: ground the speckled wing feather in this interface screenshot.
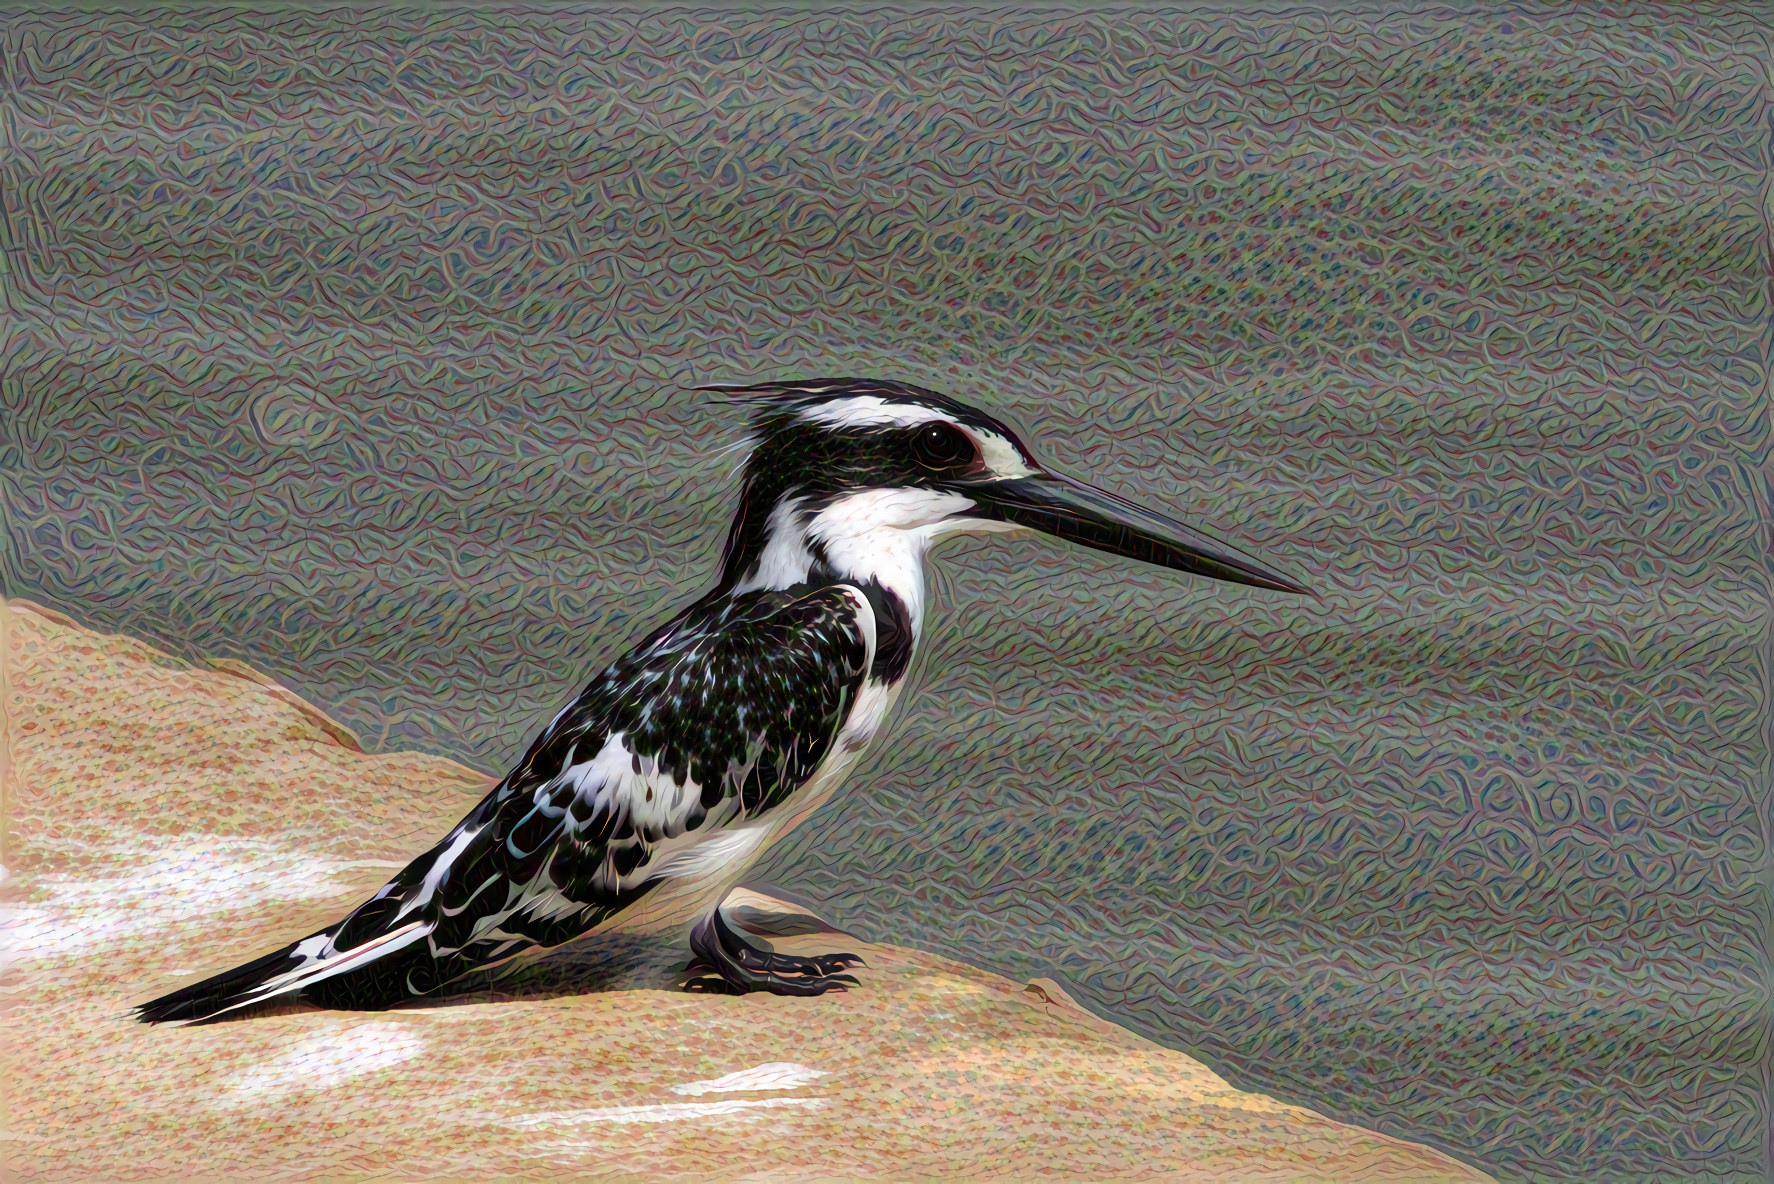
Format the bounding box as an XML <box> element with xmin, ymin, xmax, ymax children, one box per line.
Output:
<box><xmin>137</xmin><ymin>585</ymin><xmax>871</xmax><ymax>1021</ymax></box>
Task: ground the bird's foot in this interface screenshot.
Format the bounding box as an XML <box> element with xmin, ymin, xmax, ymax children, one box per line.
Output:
<box><xmin>683</xmin><ymin>909</ymin><xmax>864</xmax><ymax>996</ymax></box>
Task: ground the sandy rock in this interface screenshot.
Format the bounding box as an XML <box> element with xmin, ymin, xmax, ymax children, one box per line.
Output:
<box><xmin>1</xmin><ymin>599</ymin><xmax>1492</xmax><ymax>1181</ymax></box>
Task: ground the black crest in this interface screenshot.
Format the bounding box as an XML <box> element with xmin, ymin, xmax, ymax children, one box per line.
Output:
<box><xmin>693</xmin><ymin>377</ymin><xmax>1000</xmax><ymax>437</ymax></box>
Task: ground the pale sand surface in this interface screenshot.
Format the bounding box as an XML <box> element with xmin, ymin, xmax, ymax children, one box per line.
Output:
<box><xmin>1</xmin><ymin>599</ymin><xmax>1491</xmax><ymax>1182</ymax></box>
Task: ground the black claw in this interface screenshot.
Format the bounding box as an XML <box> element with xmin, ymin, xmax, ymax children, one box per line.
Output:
<box><xmin>812</xmin><ymin>952</ymin><xmax>865</xmax><ymax>973</ymax></box>
<box><xmin>684</xmin><ymin>910</ymin><xmax>865</xmax><ymax>997</ymax></box>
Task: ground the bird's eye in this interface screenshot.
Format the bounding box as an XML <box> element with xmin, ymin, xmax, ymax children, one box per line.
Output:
<box><xmin>911</xmin><ymin>422</ymin><xmax>976</xmax><ymax>471</ymax></box>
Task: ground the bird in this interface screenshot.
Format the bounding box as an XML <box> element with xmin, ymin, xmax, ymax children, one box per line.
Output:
<box><xmin>137</xmin><ymin>377</ymin><xmax>1308</xmax><ymax>1024</ymax></box>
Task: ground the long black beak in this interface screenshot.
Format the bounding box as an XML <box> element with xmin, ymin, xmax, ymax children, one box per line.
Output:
<box><xmin>970</xmin><ymin>471</ymin><xmax>1310</xmax><ymax>595</ymax></box>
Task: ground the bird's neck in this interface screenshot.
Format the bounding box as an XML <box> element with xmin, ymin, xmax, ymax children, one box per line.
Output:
<box><xmin>715</xmin><ymin>486</ymin><xmax>973</xmax><ymax>640</ymax></box>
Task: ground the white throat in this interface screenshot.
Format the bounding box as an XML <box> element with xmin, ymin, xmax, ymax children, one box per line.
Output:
<box><xmin>732</xmin><ymin>487</ymin><xmax>1014</xmax><ymax>632</ymax></box>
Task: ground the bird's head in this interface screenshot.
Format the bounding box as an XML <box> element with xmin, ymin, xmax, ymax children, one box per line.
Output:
<box><xmin>701</xmin><ymin>378</ymin><xmax>1308</xmax><ymax>598</ymax></box>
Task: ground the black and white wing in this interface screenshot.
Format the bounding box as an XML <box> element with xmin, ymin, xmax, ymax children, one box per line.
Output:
<box><xmin>136</xmin><ymin>585</ymin><xmax>872</xmax><ymax>1023</ymax></box>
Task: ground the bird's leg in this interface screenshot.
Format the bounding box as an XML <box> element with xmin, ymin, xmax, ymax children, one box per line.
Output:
<box><xmin>684</xmin><ymin>909</ymin><xmax>863</xmax><ymax>996</ymax></box>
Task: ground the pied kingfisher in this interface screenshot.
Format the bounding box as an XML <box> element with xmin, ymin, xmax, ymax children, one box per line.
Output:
<box><xmin>139</xmin><ymin>378</ymin><xmax>1307</xmax><ymax>1023</ymax></box>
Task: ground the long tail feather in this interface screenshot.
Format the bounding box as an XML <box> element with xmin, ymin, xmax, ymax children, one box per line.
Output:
<box><xmin>135</xmin><ymin>920</ymin><xmax>433</xmax><ymax>1025</ymax></box>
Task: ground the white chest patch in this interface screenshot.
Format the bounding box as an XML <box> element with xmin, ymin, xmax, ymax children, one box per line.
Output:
<box><xmin>839</xmin><ymin>678</ymin><xmax>896</xmax><ymax>753</ymax></box>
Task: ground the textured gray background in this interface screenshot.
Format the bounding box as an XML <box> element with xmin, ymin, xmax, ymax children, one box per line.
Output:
<box><xmin>2</xmin><ymin>5</ymin><xmax>1769</xmax><ymax>1180</ymax></box>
